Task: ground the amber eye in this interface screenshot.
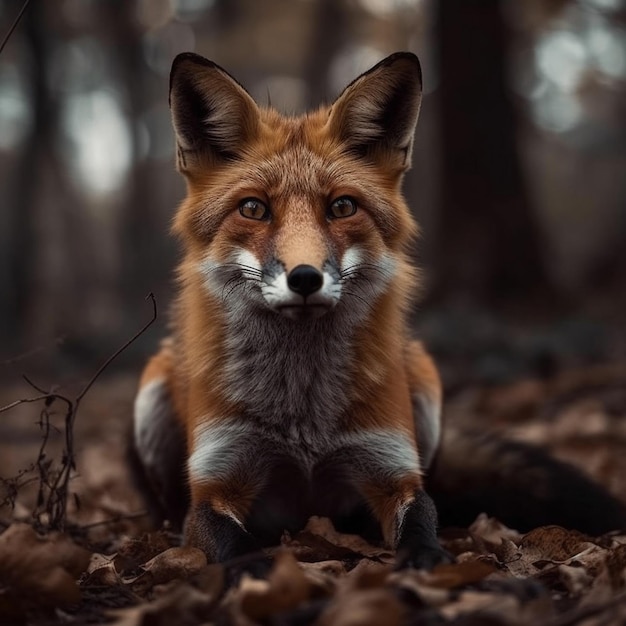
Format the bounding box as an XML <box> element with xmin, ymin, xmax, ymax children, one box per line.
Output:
<box><xmin>239</xmin><ymin>198</ymin><xmax>270</xmax><ymax>221</ymax></box>
<box><xmin>328</xmin><ymin>196</ymin><xmax>357</xmax><ymax>219</ymax></box>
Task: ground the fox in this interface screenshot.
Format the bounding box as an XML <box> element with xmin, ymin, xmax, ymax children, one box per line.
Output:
<box><xmin>130</xmin><ymin>51</ymin><xmax>626</xmax><ymax>572</ymax></box>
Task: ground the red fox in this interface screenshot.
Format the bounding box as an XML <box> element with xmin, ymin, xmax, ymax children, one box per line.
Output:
<box><xmin>131</xmin><ymin>52</ymin><xmax>625</xmax><ymax>571</ymax></box>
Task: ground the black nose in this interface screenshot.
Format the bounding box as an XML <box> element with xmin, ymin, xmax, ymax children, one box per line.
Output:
<box><xmin>287</xmin><ymin>264</ymin><xmax>323</xmax><ymax>297</ymax></box>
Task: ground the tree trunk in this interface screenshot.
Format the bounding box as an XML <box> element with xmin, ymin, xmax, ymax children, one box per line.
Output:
<box><xmin>101</xmin><ymin>0</ymin><xmax>170</xmax><ymax>333</ymax></box>
<box><xmin>303</xmin><ymin>0</ymin><xmax>348</xmax><ymax>107</ymax></box>
<box><xmin>432</xmin><ymin>0</ymin><xmax>551</xmax><ymax>304</ymax></box>
<box><xmin>2</xmin><ymin>0</ymin><xmax>47</xmax><ymax>351</ymax></box>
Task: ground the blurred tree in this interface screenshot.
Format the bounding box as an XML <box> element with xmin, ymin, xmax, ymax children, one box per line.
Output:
<box><xmin>1</xmin><ymin>0</ymin><xmax>41</xmax><ymax>350</ymax></box>
<box><xmin>432</xmin><ymin>0</ymin><xmax>553</xmax><ymax>305</ymax></box>
<box><xmin>1</xmin><ymin>0</ymin><xmax>101</xmax><ymax>359</ymax></box>
<box><xmin>303</xmin><ymin>0</ymin><xmax>348</xmax><ymax>107</ymax></box>
<box><xmin>100</xmin><ymin>0</ymin><xmax>167</xmax><ymax>329</ymax></box>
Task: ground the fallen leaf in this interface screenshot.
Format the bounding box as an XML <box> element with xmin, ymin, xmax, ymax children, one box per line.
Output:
<box><xmin>470</xmin><ymin>513</ymin><xmax>523</xmax><ymax>546</ymax></box>
<box><xmin>302</xmin><ymin>516</ymin><xmax>393</xmax><ymax>560</ymax></box>
<box><xmin>236</xmin><ymin>551</ymin><xmax>312</xmax><ymax>620</ymax></box>
<box><xmin>129</xmin><ymin>546</ymin><xmax>207</xmax><ymax>596</ymax></box>
<box><xmin>114</xmin><ymin>532</ymin><xmax>172</xmax><ymax>573</ymax></box>
<box><xmin>83</xmin><ymin>552</ymin><xmax>121</xmax><ymax>587</ymax></box>
<box><xmin>557</xmin><ymin>563</ymin><xmax>592</xmax><ymax>595</ymax></box>
<box><xmin>521</xmin><ymin>526</ymin><xmax>594</xmax><ymax>563</ymax></box>
<box><xmin>299</xmin><ymin>560</ymin><xmax>343</xmax><ymax>595</ymax></box>
<box><xmin>0</xmin><ymin>523</ymin><xmax>91</xmax><ymax>619</ymax></box>
<box><xmin>416</xmin><ymin>559</ymin><xmax>496</xmax><ymax>589</ymax></box>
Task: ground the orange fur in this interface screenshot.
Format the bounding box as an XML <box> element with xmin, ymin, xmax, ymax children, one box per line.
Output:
<box><xmin>133</xmin><ymin>52</ymin><xmax>447</xmax><ymax>565</ymax></box>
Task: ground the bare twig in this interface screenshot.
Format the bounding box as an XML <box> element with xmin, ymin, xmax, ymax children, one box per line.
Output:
<box><xmin>0</xmin><ymin>0</ymin><xmax>31</xmax><ymax>56</ymax></box>
<box><xmin>0</xmin><ymin>393</ymin><xmax>70</xmax><ymax>415</ymax></box>
<box><xmin>0</xmin><ymin>294</ymin><xmax>158</xmax><ymax>530</ymax></box>
<box><xmin>76</xmin><ymin>293</ymin><xmax>157</xmax><ymax>404</ymax></box>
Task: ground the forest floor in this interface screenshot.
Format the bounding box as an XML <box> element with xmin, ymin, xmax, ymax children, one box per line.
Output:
<box><xmin>1</xmin><ymin>314</ymin><xmax>625</xmax><ymax>625</ymax></box>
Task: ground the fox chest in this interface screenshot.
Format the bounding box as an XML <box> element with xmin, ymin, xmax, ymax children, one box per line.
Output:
<box><xmin>219</xmin><ymin>312</ymin><xmax>355</xmax><ymax>452</ymax></box>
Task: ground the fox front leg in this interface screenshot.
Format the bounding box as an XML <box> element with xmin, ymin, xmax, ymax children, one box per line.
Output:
<box><xmin>184</xmin><ymin>495</ymin><xmax>261</xmax><ymax>563</ymax></box>
<box><xmin>338</xmin><ymin>431</ymin><xmax>451</xmax><ymax>569</ymax></box>
<box><xmin>185</xmin><ymin>420</ymin><xmax>270</xmax><ymax>572</ymax></box>
<box><xmin>394</xmin><ymin>489</ymin><xmax>452</xmax><ymax>569</ymax></box>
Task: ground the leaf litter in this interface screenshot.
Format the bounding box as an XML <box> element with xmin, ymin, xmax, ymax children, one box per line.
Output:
<box><xmin>0</xmin><ymin>367</ymin><xmax>625</xmax><ymax>624</ymax></box>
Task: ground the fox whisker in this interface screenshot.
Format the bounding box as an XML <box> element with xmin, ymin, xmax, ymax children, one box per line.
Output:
<box><xmin>220</xmin><ymin>262</ymin><xmax>264</xmax><ymax>280</ymax></box>
<box><xmin>340</xmin><ymin>289</ymin><xmax>370</xmax><ymax>308</ymax></box>
<box><xmin>221</xmin><ymin>276</ymin><xmax>249</xmax><ymax>302</ymax></box>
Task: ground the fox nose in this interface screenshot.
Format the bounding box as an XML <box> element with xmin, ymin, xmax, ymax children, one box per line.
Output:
<box><xmin>287</xmin><ymin>264</ymin><xmax>323</xmax><ymax>297</ymax></box>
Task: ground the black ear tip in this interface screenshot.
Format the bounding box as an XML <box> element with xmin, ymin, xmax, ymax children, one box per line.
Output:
<box><xmin>171</xmin><ymin>52</ymin><xmax>216</xmax><ymax>77</ymax></box>
<box><xmin>169</xmin><ymin>53</ymin><xmax>222</xmax><ymax>104</ymax></box>
<box><xmin>383</xmin><ymin>51</ymin><xmax>422</xmax><ymax>88</ymax></box>
<box><xmin>385</xmin><ymin>51</ymin><xmax>420</xmax><ymax>65</ymax></box>
<box><xmin>361</xmin><ymin>52</ymin><xmax>422</xmax><ymax>91</ymax></box>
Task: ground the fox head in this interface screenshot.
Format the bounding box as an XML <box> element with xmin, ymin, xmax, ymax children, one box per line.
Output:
<box><xmin>170</xmin><ymin>52</ymin><xmax>422</xmax><ymax>322</ymax></box>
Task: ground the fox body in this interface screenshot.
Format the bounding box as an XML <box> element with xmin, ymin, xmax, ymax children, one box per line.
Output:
<box><xmin>132</xmin><ymin>51</ymin><xmax>448</xmax><ymax>568</ymax></box>
<box><xmin>132</xmin><ymin>52</ymin><xmax>625</xmax><ymax>569</ymax></box>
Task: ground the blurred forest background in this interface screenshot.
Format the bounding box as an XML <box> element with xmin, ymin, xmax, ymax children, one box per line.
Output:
<box><xmin>0</xmin><ymin>0</ymin><xmax>625</xmax><ymax>390</ymax></box>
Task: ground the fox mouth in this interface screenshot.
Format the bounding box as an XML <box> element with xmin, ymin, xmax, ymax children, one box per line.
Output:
<box><xmin>276</xmin><ymin>303</ymin><xmax>331</xmax><ymax>320</ymax></box>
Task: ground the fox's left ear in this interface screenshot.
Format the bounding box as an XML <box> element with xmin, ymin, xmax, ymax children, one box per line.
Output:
<box><xmin>328</xmin><ymin>52</ymin><xmax>422</xmax><ymax>171</ymax></box>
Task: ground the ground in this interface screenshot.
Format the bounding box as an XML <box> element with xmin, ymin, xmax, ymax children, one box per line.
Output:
<box><xmin>1</xmin><ymin>337</ymin><xmax>625</xmax><ymax>625</ymax></box>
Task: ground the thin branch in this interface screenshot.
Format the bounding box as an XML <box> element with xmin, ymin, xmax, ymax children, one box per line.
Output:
<box><xmin>22</xmin><ymin>374</ymin><xmax>48</xmax><ymax>395</ymax></box>
<box><xmin>0</xmin><ymin>294</ymin><xmax>158</xmax><ymax>530</ymax></box>
<box><xmin>76</xmin><ymin>292</ymin><xmax>157</xmax><ymax>404</ymax></box>
<box><xmin>0</xmin><ymin>394</ymin><xmax>66</xmax><ymax>415</ymax></box>
<box><xmin>0</xmin><ymin>0</ymin><xmax>31</xmax><ymax>56</ymax></box>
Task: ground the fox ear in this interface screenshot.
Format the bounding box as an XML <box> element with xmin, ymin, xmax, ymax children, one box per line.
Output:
<box><xmin>328</xmin><ymin>52</ymin><xmax>422</xmax><ymax>171</ymax></box>
<box><xmin>169</xmin><ymin>53</ymin><xmax>259</xmax><ymax>173</ymax></box>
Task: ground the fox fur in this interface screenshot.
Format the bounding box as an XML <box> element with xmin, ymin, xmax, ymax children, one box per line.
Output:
<box><xmin>130</xmin><ymin>52</ymin><xmax>625</xmax><ymax>571</ymax></box>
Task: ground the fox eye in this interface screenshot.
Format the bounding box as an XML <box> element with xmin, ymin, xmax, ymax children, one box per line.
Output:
<box><xmin>328</xmin><ymin>196</ymin><xmax>357</xmax><ymax>219</ymax></box>
<box><xmin>239</xmin><ymin>198</ymin><xmax>270</xmax><ymax>221</ymax></box>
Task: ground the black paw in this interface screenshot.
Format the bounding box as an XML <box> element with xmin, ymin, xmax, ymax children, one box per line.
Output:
<box><xmin>395</xmin><ymin>544</ymin><xmax>454</xmax><ymax>571</ymax></box>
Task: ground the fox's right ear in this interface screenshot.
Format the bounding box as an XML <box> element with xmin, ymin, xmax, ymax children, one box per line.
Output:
<box><xmin>169</xmin><ymin>53</ymin><xmax>259</xmax><ymax>174</ymax></box>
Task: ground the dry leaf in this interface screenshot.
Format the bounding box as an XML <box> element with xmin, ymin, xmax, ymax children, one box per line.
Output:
<box><xmin>557</xmin><ymin>563</ymin><xmax>592</xmax><ymax>595</ymax></box>
<box><xmin>497</xmin><ymin>537</ymin><xmax>523</xmax><ymax>562</ymax></box>
<box><xmin>417</xmin><ymin>559</ymin><xmax>496</xmax><ymax>589</ymax></box>
<box><xmin>521</xmin><ymin>526</ymin><xmax>595</xmax><ymax>563</ymax></box>
<box><xmin>0</xmin><ymin>523</ymin><xmax>91</xmax><ymax>619</ymax></box>
<box><xmin>236</xmin><ymin>551</ymin><xmax>312</xmax><ymax>620</ymax></box>
<box><xmin>299</xmin><ymin>560</ymin><xmax>343</xmax><ymax>595</ymax></box>
<box><xmin>129</xmin><ymin>546</ymin><xmax>207</xmax><ymax>596</ymax></box>
<box><xmin>470</xmin><ymin>513</ymin><xmax>523</xmax><ymax>546</ymax></box>
<box><xmin>114</xmin><ymin>532</ymin><xmax>172</xmax><ymax>573</ymax></box>
<box><xmin>83</xmin><ymin>552</ymin><xmax>121</xmax><ymax>587</ymax></box>
<box><xmin>303</xmin><ymin>516</ymin><xmax>393</xmax><ymax>560</ymax></box>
